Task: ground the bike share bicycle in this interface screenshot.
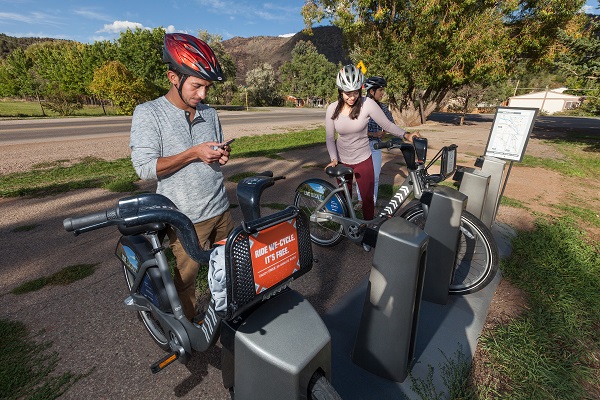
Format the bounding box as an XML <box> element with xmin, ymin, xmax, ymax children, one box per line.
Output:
<box><xmin>64</xmin><ymin>172</ymin><xmax>341</xmax><ymax>400</ymax></box>
<box><xmin>293</xmin><ymin>137</ymin><xmax>499</xmax><ymax>295</ymax></box>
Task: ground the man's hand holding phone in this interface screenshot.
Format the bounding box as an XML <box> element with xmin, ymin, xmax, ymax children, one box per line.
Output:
<box><xmin>213</xmin><ymin>138</ymin><xmax>235</xmax><ymax>150</ymax></box>
<box><xmin>212</xmin><ymin>138</ymin><xmax>234</xmax><ymax>165</ymax></box>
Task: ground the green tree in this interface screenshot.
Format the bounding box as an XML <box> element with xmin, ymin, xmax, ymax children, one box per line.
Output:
<box><xmin>0</xmin><ymin>48</ymin><xmax>47</xmax><ymax>114</ymax></box>
<box><xmin>555</xmin><ymin>14</ymin><xmax>600</xmax><ymax>115</ymax></box>
<box><xmin>245</xmin><ymin>63</ymin><xmax>280</xmax><ymax>106</ymax></box>
<box><xmin>25</xmin><ymin>41</ymin><xmax>88</xmax><ymax>115</ymax></box>
<box><xmin>114</xmin><ymin>27</ymin><xmax>167</xmax><ymax>98</ymax></box>
<box><xmin>0</xmin><ymin>48</ymin><xmax>35</xmax><ymax>96</ymax></box>
<box><xmin>302</xmin><ymin>0</ymin><xmax>586</xmax><ymax>125</ymax></box>
<box><xmin>89</xmin><ymin>60</ymin><xmax>152</xmax><ymax>115</ymax></box>
<box><xmin>279</xmin><ymin>40</ymin><xmax>338</xmax><ymax>105</ymax></box>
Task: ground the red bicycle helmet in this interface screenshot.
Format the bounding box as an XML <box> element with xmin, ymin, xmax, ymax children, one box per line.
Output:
<box><xmin>162</xmin><ymin>33</ymin><xmax>225</xmax><ymax>82</ymax></box>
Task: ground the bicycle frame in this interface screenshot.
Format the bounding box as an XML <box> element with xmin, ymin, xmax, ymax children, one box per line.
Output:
<box><xmin>309</xmin><ymin>168</ymin><xmax>425</xmax><ymax>242</ymax></box>
<box><xmin>303</xmin><ymin>139</ymin><xmax>456</xmax><ymax>244</ymax></box>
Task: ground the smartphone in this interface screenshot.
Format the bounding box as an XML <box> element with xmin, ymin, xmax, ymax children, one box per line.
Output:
<box><xmin>220</xmin><ymin>138</ymin><xmax>235</xmax><ymax>148</ymax></box>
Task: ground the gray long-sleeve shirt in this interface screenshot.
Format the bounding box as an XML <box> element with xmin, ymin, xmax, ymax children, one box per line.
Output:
<box><xmin>325</xmin><ymin>97</ymin><xmax>406</xmax><ymax>165</ymax></box>
<box><xmin>130</xmin><ymin>96</ymin><xmax>229</xmax><ymax>224</ymax></box>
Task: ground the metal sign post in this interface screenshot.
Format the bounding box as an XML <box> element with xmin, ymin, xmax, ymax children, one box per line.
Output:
<box><xmin>483</xmin><ymin>107</ymin><xmax>538</xmax><ymax>224</ymax></box>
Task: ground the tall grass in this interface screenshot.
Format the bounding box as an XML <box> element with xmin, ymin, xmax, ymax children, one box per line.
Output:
<box><xmin>477</xmin><ymin>216</ymin><xmax>600</xmax><ymax>399</ymax></box>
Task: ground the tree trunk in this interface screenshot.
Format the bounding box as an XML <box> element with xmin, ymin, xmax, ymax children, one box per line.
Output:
<box><xmin>36</xmin><ymin>92</ymin><xmax>46</xmax><ymax>117</ymax></box>
<box><xmin>460</xmin><ymin>94</ymin><xmax>471</xmax><ymax>125</ymax></box>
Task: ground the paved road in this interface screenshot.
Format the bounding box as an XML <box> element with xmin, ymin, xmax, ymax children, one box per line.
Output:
<box><xmin>0</xmin><ymin>107</ymin><xmax>327</xmax><ymax>144</ymax></box>
<box><xmin>428</xmin><ymin>112</ymin><xmax>600</xmax><ymax>137</ymax></box>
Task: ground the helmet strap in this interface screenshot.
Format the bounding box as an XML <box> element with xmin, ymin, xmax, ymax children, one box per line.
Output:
<box><xmin>174</xmin><ymin>73</ymin><xmax>197</xmax><ymax>110</ymax></box>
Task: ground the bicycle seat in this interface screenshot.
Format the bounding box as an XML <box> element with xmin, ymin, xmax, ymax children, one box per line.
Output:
<box><xmin>325</xmin><ymin>164</ymin><xmax>353</xmax><ymax>178</ymax></box>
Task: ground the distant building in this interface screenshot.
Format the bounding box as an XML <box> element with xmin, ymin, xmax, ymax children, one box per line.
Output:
<box><xmin>508</xmin><ymin>88</ymin><xmax>582</xmax><ymax>114</ymax></box>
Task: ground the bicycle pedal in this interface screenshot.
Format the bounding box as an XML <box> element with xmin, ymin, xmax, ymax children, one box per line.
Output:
<box><xmin>150</xmin><ymin>350</ymin><xmax>180</xmax><ymax>373</ymax></box>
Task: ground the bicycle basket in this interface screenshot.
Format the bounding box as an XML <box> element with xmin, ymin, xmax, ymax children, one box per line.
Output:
<box><xmin>220</xmin><ymin>206</ymin><xmax>313</xmax><ymax>320</ymax></box>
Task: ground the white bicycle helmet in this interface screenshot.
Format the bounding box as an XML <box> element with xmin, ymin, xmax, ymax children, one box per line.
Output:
<box><xmin>336</xmin><ymin>65</ymin><xmax>364</xmax><ymax>91</ymax></box>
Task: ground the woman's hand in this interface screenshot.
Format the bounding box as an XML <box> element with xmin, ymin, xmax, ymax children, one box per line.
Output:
<box><xmin>404</xmin><ymin>131</ymin><xmax>422</xmax><ymax>143</ymax></box>
<box><xmin>325</xmin><ymin>159</ymin><xmax>338</xmax><ymax>170</ymax></box>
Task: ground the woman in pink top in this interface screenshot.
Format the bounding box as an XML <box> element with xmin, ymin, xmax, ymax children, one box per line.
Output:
<box><xmin>325</xmin><ymin>65</ymin><xmax>419</xmax><ymax>221</ymax></box>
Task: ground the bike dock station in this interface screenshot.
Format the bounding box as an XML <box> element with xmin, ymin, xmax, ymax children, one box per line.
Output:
<box><xmin>321</xmin><ymin>216</ymin><xmax>501</xmax><ymax>399</ymax></box>
<box><xmin>455</xmin><ymin>156</ymin><xmax>506</xmax><ymax>228</ymax></box>
<box><xmin>315</xmin><ymin>108</ymin><xmax>538</xmax><ymax>398</ymax></box>
<box><xmin>351</xmin><ymin>217</ymin><xmax>428</xmax><ymax>382</ymax></box>
<box><xmin>419</xmin><ymin>186</ymin><xmax>467</xmax><ymax>305</ymax></box>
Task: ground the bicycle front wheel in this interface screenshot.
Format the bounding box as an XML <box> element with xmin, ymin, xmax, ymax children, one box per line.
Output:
<box><xmin>122</xmin><ymin>263</ymin><xmax>171</xmax><ymax>350</ymax></box>
<box><xmin>401</xmin><ymin>205</ymin><xmax>499</xmax><ymax>295</ymax></box>
<box><xmin>294</xmin><ymin>179</ymin><xmax>348</xmax><ymax>247</ymax></box>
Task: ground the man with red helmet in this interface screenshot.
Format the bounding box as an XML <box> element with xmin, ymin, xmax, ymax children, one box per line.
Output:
<box><xmin>130</xmin><ymin>33</ymin><xmax>233</xmax><ymax>321</ymax></box>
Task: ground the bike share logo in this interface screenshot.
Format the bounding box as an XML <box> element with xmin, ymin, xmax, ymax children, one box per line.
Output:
<box><xmin>302</xmin><ymin>183</ymin><xmax>343</xmax><ymax>215</ymax></box>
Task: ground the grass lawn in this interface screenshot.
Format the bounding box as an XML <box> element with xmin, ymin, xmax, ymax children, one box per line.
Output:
<box><xmin>0</xmin><ymin>100</ymin><xmax>119</xmax><ymax>118</ymax></box>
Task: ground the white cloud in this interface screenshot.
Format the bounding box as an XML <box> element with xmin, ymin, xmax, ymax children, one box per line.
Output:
<box><xmin>165</xmin><ymin>25</ymin><xmax>178</xmax><ymax>33</ymax></box>
<box><xmin>278</xmin><ymin>33</ymin><xmax>295</xmax><ymax>38</ymax></box>
<box><xmin>0</xmin><ymin>12</ymin><xmax>34</xmax><ymax>23</ymax></box>
<box><xmin>74</xmin><ymin>9</ymin><xmax>111</xmax><ymax>21</ymax></box>
<box><xmin>0</xmin><ymin>11</ymin><xmax>63</xmax><ymax>27</ymax></box>
<box><xmin>97</xmin><ymin>20</ymin><xmax>148</xmax><ymax>34</ymax></box>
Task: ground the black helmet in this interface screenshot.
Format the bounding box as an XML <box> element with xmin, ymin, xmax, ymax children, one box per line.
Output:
<box><xmin>363</xmin><ymin>76</ymin><xmax>387</xmax><ymax>92</ymax></box>
<box><xmin>162</xmin><ymin>33</ymin><xmax>225</xmax><ymax>82</ymax></box>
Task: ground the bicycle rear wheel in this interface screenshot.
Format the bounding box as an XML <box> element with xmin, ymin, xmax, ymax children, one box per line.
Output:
<box><xmin>294</xmin><ymin>179</ymin><xmax>348</xmax><ymax>247</ymax></box>
<box><xmin>401</xmin><ymin>205</ymin><xmax>499</xmax><ymax>294</ymax></box>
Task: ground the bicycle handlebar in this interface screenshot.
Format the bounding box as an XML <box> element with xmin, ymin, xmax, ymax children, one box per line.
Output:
<box><xmin>373</xmin><ymin>137</ymin><xmax>404</xmax><ymax>150</ymax></box>
<box><xmin>64</xmin><ymin>193</ymin><xmax>211</xmax><ymax>264</ymax></box>
<box><xmin>63</xmin><ymin>209</ymin><xmax>120</xmax><ymax>233</ymax></box>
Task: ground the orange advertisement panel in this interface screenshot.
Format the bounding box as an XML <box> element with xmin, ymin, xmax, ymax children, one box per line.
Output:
<box><xmin>250</xmin><ymin>218</ymin><xmax>300</xmax><ymax>294</ymax></box>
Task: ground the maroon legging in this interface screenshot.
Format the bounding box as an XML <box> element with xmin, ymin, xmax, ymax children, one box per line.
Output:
<box><xmin>339</xmin><ymin>156</ymin><xmax>375</xmax><ymax>220</ymax></box>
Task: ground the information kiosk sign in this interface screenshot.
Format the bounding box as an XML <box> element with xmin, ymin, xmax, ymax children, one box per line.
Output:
<box><xmin>484</xmin><ymin>107</ymin><xmax>538</xmax><ymax>162</ymax></box>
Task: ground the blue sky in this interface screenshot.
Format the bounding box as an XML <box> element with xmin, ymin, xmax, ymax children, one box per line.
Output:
<box><xmin>0</xmin><ymin>0</ymin><xmax>312</xmax><ymax>43</ymax></box>
<box><xmin>1</xmin><ymin>0</ymin><xmax>598</xmax><ymax>44</ymax></box>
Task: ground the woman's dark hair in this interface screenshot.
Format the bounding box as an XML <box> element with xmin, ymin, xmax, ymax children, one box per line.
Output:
<box><xmin>331</xmin><ymin>89</ymin><xmax>363</xmax><ymax>120</ymax></box>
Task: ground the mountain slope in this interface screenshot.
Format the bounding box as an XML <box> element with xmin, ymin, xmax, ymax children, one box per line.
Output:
<box><xmin>222</xmin><ymin>26</ymin><xmax>349</xmax><ymax>85</ymax></box>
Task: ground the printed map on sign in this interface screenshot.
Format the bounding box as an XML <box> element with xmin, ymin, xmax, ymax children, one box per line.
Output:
<box><xmin>249</xmin><ymin>219</ymin><xmax>300</xmax><ymax>294</ymax></box>
<box><xmin>485</xmin><ymin>107</ymin><xmax>538</xmax><ymax>162</ymax></box>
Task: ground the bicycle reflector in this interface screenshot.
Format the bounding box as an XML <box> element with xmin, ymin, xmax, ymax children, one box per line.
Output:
<box><xmin>150</xmin><ymin>350</ymin><xmax>180</xmax><ymax>373</ymax></box>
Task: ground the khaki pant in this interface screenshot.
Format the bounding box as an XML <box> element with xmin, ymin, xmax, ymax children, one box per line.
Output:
<box><xmin>167</xmin><ymin>210</ymin><xmax>234</xmax><ymax>320</ymax></box>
